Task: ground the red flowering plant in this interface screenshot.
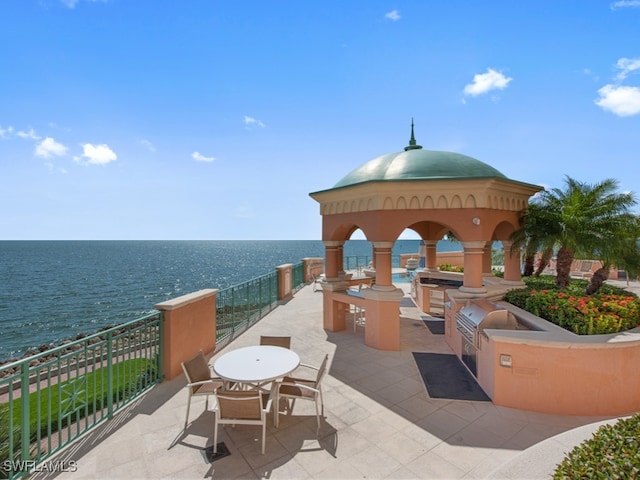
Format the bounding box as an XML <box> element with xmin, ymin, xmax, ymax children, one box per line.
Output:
<box><xmin>504</xmin><ymin>277</ymin><xmax>640</xmax><ymax>335</ymax></box>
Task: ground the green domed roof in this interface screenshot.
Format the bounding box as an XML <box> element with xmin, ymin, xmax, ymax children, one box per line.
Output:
<box><xmin>332</xmin><ymin>120</ymin><xmax>506</xmax><ymax>189</ymax></box>
<box><xmin>333</xmin><ymin>148</ymin><xmax>507</xmax><ymax>189</ymax></box>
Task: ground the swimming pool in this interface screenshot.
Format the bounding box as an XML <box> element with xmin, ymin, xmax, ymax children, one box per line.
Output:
<box><xmin>392</xmin><ymin>272</ymin><xmax>415</xmax><ymax>283</ymax></box>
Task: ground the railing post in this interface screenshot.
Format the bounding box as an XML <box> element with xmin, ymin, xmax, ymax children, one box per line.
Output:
<box><xmin>157</xmin><ymin>313</ymin><xmax>164</xmax><ymax>381</ymax></box>
<box><xmin>107</xmin><ymin>330</ymin><xmax>113</xmax><ymax>419</ymax></box>
<box><xmin>20</xmin><ymin>361</ymin><xmax>30</xmax><ymax>465</ymax></box>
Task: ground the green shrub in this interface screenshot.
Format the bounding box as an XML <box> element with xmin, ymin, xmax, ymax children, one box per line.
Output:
<box><xmin>554</xmin><ymin>414</ymin><xmax>640</xmax><ymax>479</ymax></box>
<box><xmin>438</xmin><ymin>263</ymin><xmax>463</xmax><ymax>272</ymax></box>
<box><xmin>504</xmin><ymin>276</ymin><xmax>640</xmax><ymax>335</ymax></box>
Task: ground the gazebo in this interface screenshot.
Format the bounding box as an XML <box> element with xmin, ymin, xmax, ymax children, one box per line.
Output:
<box><xmin>309</xmin><ymin>122</ymin><xmax>543</xmax><ymax>351</ymax></box>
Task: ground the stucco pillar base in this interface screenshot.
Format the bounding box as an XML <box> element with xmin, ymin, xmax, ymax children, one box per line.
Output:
<box><xmin>501</xmin><ymin>279</ymin><xmax>526</xmax><ymax>287</ymax></box>
<box><xmin>458</xmin><ymin>286</ymin><xmax>488</xmax><ymax>294</ymax></box>
<box><xmin>320</xmin><ymin>279</ymin><xmax>349</xmax><ymax>291</ymax></box>
<box><xmin>362</xmin><ymin>286</ymin><xmax>404</xmax><ymax>301</ymax></box>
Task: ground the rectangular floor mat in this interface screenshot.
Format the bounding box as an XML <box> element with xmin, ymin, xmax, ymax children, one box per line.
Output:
<box><xmin>412</xmin><ymin>352</ymin><xmax>490</xmax><ymax>401</ymax></box>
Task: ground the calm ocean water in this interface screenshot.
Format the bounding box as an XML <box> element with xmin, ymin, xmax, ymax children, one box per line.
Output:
<box><xmin>0</xmin><ymin>239</ymin><xmax>459</xmax><ymax>361</ymax></box>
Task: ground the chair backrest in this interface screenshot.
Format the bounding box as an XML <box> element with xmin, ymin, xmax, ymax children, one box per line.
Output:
<box><xmin>216</xmin><ymin>390</ymin><xmax>263</xmax><ymax>420</ymax></box>
<box><xmin>260</xmin><ymin>335</ymin><xmax>291</xmax><ymax>349</ymax></box>
<box><xmin>181</xmin><ymin>350</ymin><xmax>210</xmax><ymax>384</ymax></box>
<box><xmin>315</xmin><ymin>354</ymin><xmax>329</xmax><ymax>385</ymax></box>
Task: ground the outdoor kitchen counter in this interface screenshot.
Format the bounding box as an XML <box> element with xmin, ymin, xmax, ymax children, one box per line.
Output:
<box><xmin>444</xmin><ymin>296</ymin><xmax>640</xmax><ymax>417</ymax></box>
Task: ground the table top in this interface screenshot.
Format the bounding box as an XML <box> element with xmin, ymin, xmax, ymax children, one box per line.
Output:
<box><xmin>213</xmin><ymin>345</ymin><xmax>300</xmax><ymax>384</ymax></box>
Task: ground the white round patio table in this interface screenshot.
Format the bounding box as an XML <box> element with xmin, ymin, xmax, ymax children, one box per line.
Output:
<box><xmin>213</xmin><ymin>345</ymin><xmax>300</xmax><ymax>385</ymax></box>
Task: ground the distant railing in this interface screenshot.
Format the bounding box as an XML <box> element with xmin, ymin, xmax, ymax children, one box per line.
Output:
<box><xmin>0</xmin><ymin>313</ymin><xmax>162</xmax><ymax>480</ymax></box>
<box><xmin>292</xmin><ymin>262</ymin><xmax>304</xmax><ymax>292</ymax></box>
<box><xmin>214</xmin><ymin>263</ymin><xmax>307</xmax><ymax>351</ymax></box>
<box><xmin>343</xmin><ymin>255</ymin><xmax>403</xmax><ymax>271</ymax></box>
<box><xmin>215</xmin><ymin>272</ymin><xmax>278</xmax><ymax>350</ymax></box>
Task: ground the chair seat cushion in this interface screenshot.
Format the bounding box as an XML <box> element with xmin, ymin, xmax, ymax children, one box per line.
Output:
<box><xmin>194</xmin><ymin>380</ymin><xmax>224</xmax><ymax>395</ymax></box>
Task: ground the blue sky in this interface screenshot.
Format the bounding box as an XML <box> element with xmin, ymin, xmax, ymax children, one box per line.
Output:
<box><xmin>1</xmin><ymin>0</ymin><xmax>639</xmax><ymax>240</ymax></box>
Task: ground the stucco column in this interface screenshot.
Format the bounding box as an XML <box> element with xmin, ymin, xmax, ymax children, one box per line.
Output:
<box><xmin>425</xmin><ymin>240</ymin><xmax>438</xmax><ymax>271</ymax></box>
<box><xmin>459</xmin><ymin>241</ymin><xmax>487</xmax><ymax>294</ymax></box>
<box><xmin>337</xmin><ymin>243</ymin><xmax>346</xmax><ymax>277</ymax></box>
<box><xmin>323</xmin><ymin>241</ymin><xmax>343</xmax><ymax>280</ymax></box>
<box><xmin>483</xmin><ymin>242</ymin><xmax>493</xmax><ymax>276</ymax></box>
<box><xmin>501</xmin><ymin>240</ymin><xmax>525</xmax><ymax>285</ymax></box>
<box><xmin>372</xmin><ymin>241</ymin><xmax>395</xmax><ymax>291</ymax></box>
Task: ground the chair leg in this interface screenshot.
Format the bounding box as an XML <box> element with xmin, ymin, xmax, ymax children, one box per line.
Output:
<box><xmin>261</xmin><ymin>422</ymin><xmax>266</xmax><ymax>455</ymax></box>
<box><xmin>315</xmin><ymin>399</ymin><xmax>320</xmax><ymax>434</ymax></box>
<box><xmin>213</xmin><ymin>416</ymin><xmax>218</xmax><ymax>454</ymax></box>
<box><xmin>185</xmin><ymin>396</ymin><xmax>192</xmax><ymax>427</ymax></box>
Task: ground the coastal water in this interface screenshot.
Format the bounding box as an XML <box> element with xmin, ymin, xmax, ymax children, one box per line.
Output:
<box><xmin>0</xmin><ymin>239</ymin><xmax>460</xmax><ymax>361</ymax></box>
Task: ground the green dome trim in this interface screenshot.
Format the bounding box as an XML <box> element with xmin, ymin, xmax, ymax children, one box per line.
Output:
<box><xmin>332</xmin><ymin>149</ymin><xmax>507</xmax><ymax>189</ymax></box>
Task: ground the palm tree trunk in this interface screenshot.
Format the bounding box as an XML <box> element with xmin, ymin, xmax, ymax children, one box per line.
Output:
<box><xmin>556</xmin><ymin>246</ymin><xmax>574</xmax><ymax>289</ymax></box>
<box><xmin>586</xmin><ymin>265</ymin><xmax>610</xmax><ymax>295</ymax></box>
<box><xmin>523</xmin><ymin>253</ymin><xmax>535</xmax><ymax>277</ymax></box>
<box><xmin>534</xmin><ymin>248</ymin><xmax>553</xmax><ymax>277</ymax></box>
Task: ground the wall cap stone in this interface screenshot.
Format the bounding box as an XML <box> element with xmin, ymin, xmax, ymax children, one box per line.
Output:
<box><xmin>155</xmin><ymin>289</ymin><xmax>218</xmax><ymax>311</ymax></box>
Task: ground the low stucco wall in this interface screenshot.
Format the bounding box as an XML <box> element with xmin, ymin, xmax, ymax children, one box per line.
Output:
<box><xmin>487</xmin><ymin>332</ymin><xmax>640</xmax><ymax>416</ymax></box>
<box><xmin>155</xmin><ymin>289</ymin><xmax>218</xmax><ymax>380</ymax></box>
<box><xmin>445</xmin><ymin>298</ymin><xmax>640</xmax><ymax>416</ymax></box>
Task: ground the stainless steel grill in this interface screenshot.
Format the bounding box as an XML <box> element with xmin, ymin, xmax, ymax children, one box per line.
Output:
<box><xmin>455</xmin><ymin>298</ymin><xmax>517</xmax><ymax>377</ymax></box>
<box><xmin>455</xmin><ymin>298</ymin><xmax>517</xmax><ymax>348</ymax></box>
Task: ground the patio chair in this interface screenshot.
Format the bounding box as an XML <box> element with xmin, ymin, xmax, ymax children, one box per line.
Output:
<box><xmin>312</xmin><ymin>273</ymin><xmax>324</xmax><ymax>292</ymax></box>
<box><xmin>353</xmin><ymin>305</ymin><xmax>365</xmax><ymax>332</ymax></box>
<box><xmin>259</xmin><ymin>335</ymin><xmax>291</xmax><ymax>349</ymax></box>
<box><xmin>181</xmin><ymin>350</ymin><xmax>225</xmax><ymax>427</ymax></box>
<box><xmin>275</xmin><ymin>354</ymin><xmax>329</xmax><ymax>433</ymax></box>
<box><xmin>212</xmin><ymin>389</ymin><xmax>273</xmax><ymax>455</ymax></box>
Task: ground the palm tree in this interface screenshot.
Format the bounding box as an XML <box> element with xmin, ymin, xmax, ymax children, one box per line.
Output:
<box><xmin>585</xmin><ymin>225</ymin><xmax>640</xmax><ymax>294</ymax></box>
<box><xmin>516</xmin><ymin>176</ymin><xmax>638</xmax><ymax>290</ymax></box>
<box><xmin>511</xmin><ymin>202</ymin><xmax>557</xmax><ymax>277</ymax></box>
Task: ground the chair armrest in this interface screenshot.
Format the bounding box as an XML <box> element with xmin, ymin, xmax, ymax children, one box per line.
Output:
<box><xmin>296</xmin><ymin>363</ymin><xmax>320</xmax><ymax>372</ymax></box>
<box><xmin>278</xmin><ymin>381</ymin><xmax>320</xmax><ymax>395</ymax></box>
<box><xmin>187</xmin><ymin>378</ymin><xmax>223</xmax><ymax>388</ymax></box>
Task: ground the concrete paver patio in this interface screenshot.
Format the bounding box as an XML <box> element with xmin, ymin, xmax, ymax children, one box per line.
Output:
<box><xmin>35</xmin><ymin>281</ymin><xmax>629</xmax><ymax>480</ymax></box>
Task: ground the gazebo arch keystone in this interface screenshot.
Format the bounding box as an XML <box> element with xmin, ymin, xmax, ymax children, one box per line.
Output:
<box><xmin>310</xmin><ymin>121</ymin><xmax>543</xmax><ymax>351</ymax></box>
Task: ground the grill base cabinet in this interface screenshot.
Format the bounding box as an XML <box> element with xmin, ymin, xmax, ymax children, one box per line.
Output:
<box><xmin>461</xmin><ymin>336</ymin><xmax>477</xmax><ymax>377</ymax></box>
<box><xmin>452</xmin><ymin>298</ymin><xmax>517</xmax><ymax>381</ymax></box>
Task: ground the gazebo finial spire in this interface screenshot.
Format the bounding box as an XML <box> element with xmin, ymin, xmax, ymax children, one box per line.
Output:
<box><xmin>404</xmin><ymin>118</ymin><xmax>423</xmax><ymax>151</ymax></box>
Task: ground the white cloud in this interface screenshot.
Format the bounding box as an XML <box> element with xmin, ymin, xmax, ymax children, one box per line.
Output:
<box><xmin>35</xmin><ymin>137</ymin><xmax>68</xmax><ymax>158</ymax></box>
<box><xmin>0</xmin><ymin>125</ymin><xmax>13</xmax><ymax>138</ymax></box>
<box><xmin>615</xmin><ymin>57</ymin><xmax>640</xmax><ymax>81</ymax></box>
<box><xmin>385</xmin><ymin>10</ymin><xmax>401</xmax><ymax>21</ymax></box>
<box><xmin>192</xmin><ymin>151</ymin><xmax>215</xmax><ymax>162</ymax></box>
<box><xmin>16</xmin><ymin>128</ymin><xmax>41</xmax><ymax>140</ymax></box>
<box><xmin>595</xmin><ymin>84</ymin><xmax>640</xmax><ymax>116</ymax></box>
<box><xmin>140</xmin><ymin>139</ymin><xmax>156</xmax><ymax>152</ymax></box>
<box><xmin>243</xmin><ymin>116</ymin><xmax>265</xmax><ymax>128</ymax></box>
<box><xmin>76</xmin><ymin>143</ymin><xmax>117</xmax><ymax>165</ymax></box>
<box><xmin>463</xmin><ymin>68</ymin><xmax>513</xmax><ymax>97</ymax></box>
<box><xmin>610</xmin><ymin>0</ymin><xmax>640</xmax><ymax>9</ymax></box>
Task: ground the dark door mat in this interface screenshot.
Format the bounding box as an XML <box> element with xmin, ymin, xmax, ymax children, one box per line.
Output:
<box><xmin>422</xmin><ymin>319</ymin><xmax>445</xmax><ymax>335</ymax></box>
<box><xmin>401</xmin><ymin>297</ymin><xmax>417</xmax><ymax>307</ymax></box>
<box><xmin>203</xmin><ymin>442</ymin><xmax>231</xmax><ymax>463</ymax></box>
<box><xmin>412</xmin><ymin>352</ymin><xmax>490</xmax><ymax>402</ymax></box>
